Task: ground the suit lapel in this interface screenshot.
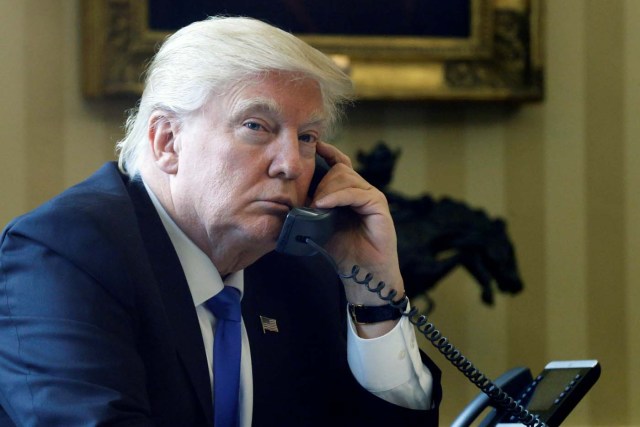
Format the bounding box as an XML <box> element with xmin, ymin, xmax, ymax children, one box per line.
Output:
<box><xmin>125</xmin><ymin>175</ymin><xmax>214</xmax><ymax>426</ymax></box>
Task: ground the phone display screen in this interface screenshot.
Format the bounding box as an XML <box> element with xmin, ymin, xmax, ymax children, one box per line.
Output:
<box><xmin>527</xmin><ymin>368</ymin><xmax>582</xmax><ymax>412</ymax></box>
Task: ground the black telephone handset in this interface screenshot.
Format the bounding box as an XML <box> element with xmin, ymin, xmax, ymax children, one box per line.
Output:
<box><xmin>275</xmin><ymin>155</ymin><xmax>338</xmax><ymax>256</ymax></box>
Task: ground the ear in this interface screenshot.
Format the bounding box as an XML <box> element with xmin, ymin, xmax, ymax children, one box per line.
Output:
<box><xmin>148</xmin><ymin>111</ymin><xmax>180</xmax><ymax>175</ymax></box>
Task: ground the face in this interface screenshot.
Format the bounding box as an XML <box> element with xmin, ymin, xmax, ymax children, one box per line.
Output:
<box><xmin>166</xmin><ymin>72</ymin><xmax>325</xmax><ymax>268</ymax></box>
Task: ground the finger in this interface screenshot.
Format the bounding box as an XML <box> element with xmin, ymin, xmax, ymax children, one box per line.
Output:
<box><xmin>311</xmin><ymin>163</ymin><xmax>364</xmax><ymax>202</ymax></box>
<box><xmin>316</xmin><ymin>141</ymin><xmax>353</xmax><ymax>169</ymax></box>
<box><xmin>315</xmin><ymin>186</ymin><xmax>384</xmax><ymax>216</ymax></box>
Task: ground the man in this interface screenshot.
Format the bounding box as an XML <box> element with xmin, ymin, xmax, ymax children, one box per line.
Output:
<box><xmin>0</xmin><ymin>17</ymin><xmax>441</xmax><ymax>426</ymax></box>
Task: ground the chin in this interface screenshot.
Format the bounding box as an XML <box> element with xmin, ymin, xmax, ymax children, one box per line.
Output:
<box><xmin>243</xmin><ymin>219</ymin><xmax>283</xmax><ymax>248</ymax></box>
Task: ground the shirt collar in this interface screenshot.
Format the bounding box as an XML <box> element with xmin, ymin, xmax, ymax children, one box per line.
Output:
<box><xmin>143</xmin><ymin>182</ymin><xmax>244</xmax><ymax>307</ymax></box>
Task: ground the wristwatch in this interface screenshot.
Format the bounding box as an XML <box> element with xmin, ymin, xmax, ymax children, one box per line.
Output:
<box><xmin>348</xmin><ymin>302</ymin><xmax>404</xmax><ymax>324</ymax></box>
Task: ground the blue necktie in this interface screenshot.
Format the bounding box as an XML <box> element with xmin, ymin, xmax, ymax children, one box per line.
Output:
<box><xmin>205</xmin><ymin>286</ymin><xmax>242</xmax><ymax>427</ymax></box>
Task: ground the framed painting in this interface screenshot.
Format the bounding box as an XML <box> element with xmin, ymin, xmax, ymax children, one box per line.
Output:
<box><xmin>81</xmin><ymin>0</ymin><xmax>543</xmax><ymax>101</ymax></box>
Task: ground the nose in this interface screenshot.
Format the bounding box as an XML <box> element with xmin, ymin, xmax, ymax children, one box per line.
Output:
<box><xmin>267</xmin><ymin>132</ymin><xmax>304</xmax><ymax>180</ymax></box>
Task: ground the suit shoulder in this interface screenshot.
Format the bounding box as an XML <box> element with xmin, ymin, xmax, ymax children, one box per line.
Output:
<box><xmin>0</xmin><ymin>164</ymin><xmax>143</xmax><ymax>282</ymax></box>
<box><xmin>0</xmin><ymin>163</ymin><xmax>147</xmax><ymax>306</ymax></box>
<box><xmin>3</xmin><ymin>163</ymin><xmax>135</xmax><ymax>245</ymax></box>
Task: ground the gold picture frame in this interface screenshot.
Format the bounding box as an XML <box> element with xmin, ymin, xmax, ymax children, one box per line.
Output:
<box><xmin>81</xmin><ymin>0</ymin><xmax>543</xmax><ymax>101</ymax></box>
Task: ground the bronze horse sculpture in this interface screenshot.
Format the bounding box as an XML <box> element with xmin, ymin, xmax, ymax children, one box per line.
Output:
<box><xmin>356</xmin><ymin>143</ymin><xmax>523</xmax><ymax>310</ymax></box>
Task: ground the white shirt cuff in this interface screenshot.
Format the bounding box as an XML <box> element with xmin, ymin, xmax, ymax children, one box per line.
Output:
<box><xmin>346</xmin><ymin>304</ymin><xmax>433</xmax><ymax>409</ymax></box>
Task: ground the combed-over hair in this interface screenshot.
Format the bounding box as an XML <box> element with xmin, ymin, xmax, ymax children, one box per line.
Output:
<box><xmin>116</xmin><ymin>16</ymin><xmax>354</xmax><ymax>177</ymax></box>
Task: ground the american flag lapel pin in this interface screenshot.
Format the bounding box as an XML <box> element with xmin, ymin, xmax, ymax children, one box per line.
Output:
<box><xmin>259</xmin><ymin>315</ymin><xmax>279</xmax><ymax>334</ymax></box>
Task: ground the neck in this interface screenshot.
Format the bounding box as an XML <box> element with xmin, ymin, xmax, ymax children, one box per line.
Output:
<box><xmin>206</xmin><ymin>233</ymin><xmax>269</xmax><ymax>277</ymax></box>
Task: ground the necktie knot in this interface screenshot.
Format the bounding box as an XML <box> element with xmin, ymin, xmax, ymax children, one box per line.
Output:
<box><xmin>205</xmin><ymin>286</ymin><xmax>241</xmax><ymax>322</ymax></box>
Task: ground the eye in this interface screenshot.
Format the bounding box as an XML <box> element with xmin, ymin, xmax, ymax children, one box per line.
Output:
<box><xmin>243</xmin><ymin>121</ymin><xmax>267</xmax><ymax>132</ymax></box>
<box><xmin>299</xmin><ymin>133</ymin><xmax>318</xmax><ymax>144</ymax></box>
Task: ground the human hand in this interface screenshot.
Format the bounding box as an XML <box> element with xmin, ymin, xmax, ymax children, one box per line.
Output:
<box><xmin>311</xmin><ymin>142</ymin><xmax>405</xmax><ymax>336</ymax></box>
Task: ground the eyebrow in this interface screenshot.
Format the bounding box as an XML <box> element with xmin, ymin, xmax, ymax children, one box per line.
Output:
<box><xmin>228</xmin><ymin>97</ymin><xmax>327</xmax><ymax>130</ymax></box>
<box><xmin>229</xmin><ymin>97</ymin><xmax>282</xmax><ymax>121</ymax></box>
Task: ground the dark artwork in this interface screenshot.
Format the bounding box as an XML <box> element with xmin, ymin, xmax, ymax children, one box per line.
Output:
<box><xmin>356</xmin><ymin>143</ymin><xmax>523</xmax><ymax>311</ymax></box>
<box><xmin>148</xmin><ymin>0</ymin><xmax>471</xmax><ymax>38</ymax></box>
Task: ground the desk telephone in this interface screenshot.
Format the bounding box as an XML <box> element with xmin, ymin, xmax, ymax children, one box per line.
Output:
<box><xmin>275</xmin><ymin>156</ymin><xmax>600</xmax><ymax>426</ymax></box>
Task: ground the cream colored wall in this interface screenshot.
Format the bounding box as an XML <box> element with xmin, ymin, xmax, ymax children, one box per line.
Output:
<box><xmin>1</xmin><ymin>0</ymin><xmax>638</xmax><ymax>425</ymax></box>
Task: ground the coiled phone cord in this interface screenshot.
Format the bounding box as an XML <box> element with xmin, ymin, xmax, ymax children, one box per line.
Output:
<box><xmin>305</xmin><ymin>238</ymin><xmax>547</xmax><ymax>427</ymax></box>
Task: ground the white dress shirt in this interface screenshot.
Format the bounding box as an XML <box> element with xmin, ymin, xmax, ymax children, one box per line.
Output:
<box><xmin>145</xmin><ymin>185</ymin><xmax>433</xmax><ymax>427</ymax></box>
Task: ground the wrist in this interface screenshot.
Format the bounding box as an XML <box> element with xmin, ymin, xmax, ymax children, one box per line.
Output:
<box><xmin>348</xmin><ymin>291</ymin><xmax>408</xmax><ymax>325</ymax></box>
<box><xmin>348</xmin><ymin>302</ymin><xmax>404</xmax><ymax>325</ymax></box>
<box><xmin>342</xmin><ymin>268</ymin><xmax>405</xmax><ymax>306</ymax></box>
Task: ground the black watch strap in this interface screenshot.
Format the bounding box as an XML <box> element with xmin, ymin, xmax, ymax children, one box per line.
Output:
<box><xmin>348</xmin><ymin>303</ymin><xmax>404</xmax><ymax>324</ymax></box>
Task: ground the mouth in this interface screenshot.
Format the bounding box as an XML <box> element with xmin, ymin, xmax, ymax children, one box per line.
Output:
<box><xmin>257</xmin><ymin>198</ymin><xmax>293</xmax><ymax>213</ymax></box>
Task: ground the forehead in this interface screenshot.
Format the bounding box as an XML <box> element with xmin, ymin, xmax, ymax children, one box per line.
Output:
<box><xmin>223</xmin><ymin>73</ymin><xmax>327</xmax><ymax>125</ymax></box>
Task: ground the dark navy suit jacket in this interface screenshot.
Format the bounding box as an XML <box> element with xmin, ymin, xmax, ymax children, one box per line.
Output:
<box><xmin>0</xmin><ymin>163</ymin><xmax>441</xmax><ymax>426</ymax></box>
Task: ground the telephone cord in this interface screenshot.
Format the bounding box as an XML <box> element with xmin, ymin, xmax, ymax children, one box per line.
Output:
<box><xmin>305</xmin><ymin>237</ymin><xmax>547</xmax><ymax>427</ymax></box>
